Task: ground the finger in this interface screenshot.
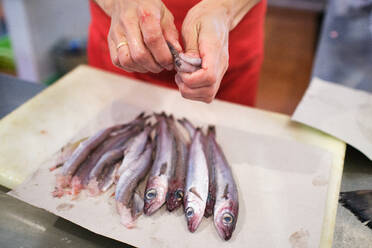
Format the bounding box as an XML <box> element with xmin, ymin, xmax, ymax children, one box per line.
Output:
<box><xmin>178</xmin><ymin>69</ymin><xmax>216</xmax><ymax>89</ymax></box>
<box><xmin>118</xmin><ymin>43</ymin><xmax>149</xmax><ymax>73</ymax></box>
<box><xmin>108</xmin><ymin>35</ymin><xmax>121</xmax><ymax>68</ymax></box>
<box><xmin>138</xmin><ymin>7</ymin><xmax>174</xmax><ymax>70</ymax></box>
<box><xmin>176</xmin><ymin>74</ymin><xmax>215</xmax><ymax>103</ymax></box>
<box><xmin>179</xmin><ymin>24</ymin><xmax>228</xmax><ymax>89</ymax></box>
<box><xmin>181</xmin><ymin>20</ymin><xmax>200</xmax><ymax>57</ymax></box>
<box><xmin>120</xmin><ymin>14</ymin><xmax>163</xmax><ymax>73</ymax></box>
<box><xmin>161</xmin><ymin>8</ymin><xmax>182</xmax><ymax>52</ymax></box>
<box><xmin>109</xmin><ymin>23</ymin><xmax>148</xmax><ymax>73</ymax></box>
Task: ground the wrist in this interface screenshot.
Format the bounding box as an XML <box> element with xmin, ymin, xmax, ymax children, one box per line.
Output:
<box><xmin>200</xmin><ymin>0</ymin><xmax>260</xmax><ymax>30</ymax></box>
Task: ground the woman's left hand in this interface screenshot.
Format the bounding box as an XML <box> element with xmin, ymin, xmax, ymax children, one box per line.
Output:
<box><xmin>175</xmin><ymin>0</ymin><xmax>230</xmax><ymax>103</ymax></box>
<box><xmin>176</xmin><ymin>0</ymin><xmax>260</xmax><ymax>103</ymax></box>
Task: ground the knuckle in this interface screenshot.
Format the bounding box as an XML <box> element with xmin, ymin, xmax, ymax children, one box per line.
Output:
<box><xmin>206</xmin><ymin>73</ymin><xmax>217</xmax><ymax>85</ymax></box>
<box><xmin>180</xmin><ymin>91</ymin><xmax>187</xmax><ymax>99</ymax></box>
<box><xmin>157</xmin><ymin>57</ymin><xmax>172</xmax><ymax>67</ymax></box>
<box><xmin>118</xmin><ymin>55</ymin><xmax>132</xmax><ymax>67</ymax></box>
<box><xmin>151</xmin><ymin>66</ymin><xmax>163</xmax><ymax>73</ymax></box>
<box><xmin>180</xmin><ymin>90</ymin><xmax>190</xmax><ymax>99</ymax></box>
<box><xmin>112</xmin><ymin>56</ymin><xmax>120</xmax><ymax>67</ymax></box>
<box><xmin>144</xmin><ymin>33</ymin><xmax>161</xmax><ymax>46</ymax></box>
<box><xmin>132</xmin><ymin>50</ymin><xmax>147</xmax><ymax>64</ymax></box>
<box><xmin>206</xmin><ymin>90</ymin><xmax>215</xmax><ymax>99</ymax></box>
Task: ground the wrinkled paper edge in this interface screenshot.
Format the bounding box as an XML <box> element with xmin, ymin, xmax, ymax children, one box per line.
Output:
<box><xmin>293</xmin><ymin>77</ymin><xmax>372</xmax><ymax>160</ymax></box>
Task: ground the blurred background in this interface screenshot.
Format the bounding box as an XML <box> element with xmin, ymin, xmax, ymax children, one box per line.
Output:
<box><xmin>0</xmin><ymin>0</ymin><xmax>328</xmax><ymax>114</ymax></box>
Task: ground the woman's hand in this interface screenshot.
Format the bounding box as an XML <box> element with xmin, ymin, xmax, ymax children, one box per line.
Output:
<box><xmin>177</xmin><ymin>0</ymin><xmax>260</xmax><ymax>103</ymax></box>
<box><xmin>103</xmin><ymin>0</ymin><xmax>182</xmax><ymax>73</ymax></box>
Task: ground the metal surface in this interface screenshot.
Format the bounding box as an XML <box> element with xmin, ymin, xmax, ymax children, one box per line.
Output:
<box><xmin>333</xmin><ymin>146</ymin><xmax>372</xmax><ymax>247</ymax></box>
<box><xmin>0</xmin><ymin>187</ymin><xmax>132</xmax><ymax>248</ymax></box>
<box><xmin>0</xmin><ymin>74</ymin><xmax>45</xmax><ymax>118</ymax></box>
<box><xmin>0</xmin><ymin>73</ymin><xmax>133</xmax><ymax>248</ymax></box>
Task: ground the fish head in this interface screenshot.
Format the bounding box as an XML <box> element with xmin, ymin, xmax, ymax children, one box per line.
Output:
<box><xmin>213</xmin><ymin>200</ymin><xmax>239</xmax><ymax>241</ymax></box>
<box><xmin>166</xmin><ymin>181</ymin><xmax>184</xmax><ymax>211</ymax></box>
<box><xmin>143</xmin><ymin>176</ymin><xmax>167</xmax><ymax>215</ymax></box>
<box><xmin>184</xmin><ymin>192</ymin><xmax>205</xmax><ymax>233</ymax></box>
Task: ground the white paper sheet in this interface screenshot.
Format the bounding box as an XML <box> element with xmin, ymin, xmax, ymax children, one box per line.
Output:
<box><xmin>293</xmin><ymin>77</ymin><xmax>372</xmax><ymax>160</ymax></box>
<box><xmin>9</xmin><ymin>108</ymin><xmax>333</xmax><ymax>248</ymax></box>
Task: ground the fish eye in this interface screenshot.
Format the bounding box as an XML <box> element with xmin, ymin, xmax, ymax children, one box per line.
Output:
<box><xmin>145</xmin><ymin>189</ymin><xmax>157</xmax><ymax>200</ymax></box>
<box><xmin>222</xmin><ymin>213</ymin><xmax>234</xmax><ymax>225</ymax></box>
<box><xmin>175</xmin><ymin>190</ymin><xmax>184</xmax><ymax>201</ymax></box>
<box><xmin>185</xmin><ymin>207</ymin><xmax>194</xmax><ymax>218</ymax></box>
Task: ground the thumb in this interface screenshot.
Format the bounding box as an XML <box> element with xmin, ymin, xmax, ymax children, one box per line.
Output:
<box><xmin>181</xmin><ymin>21</ymin><xmax>200</xmax><ymax>57</ymax></box>
<box><xmin>161</xmin><ymin>10</ymin><xmax>182</xmax><ymax>52</ymax></box>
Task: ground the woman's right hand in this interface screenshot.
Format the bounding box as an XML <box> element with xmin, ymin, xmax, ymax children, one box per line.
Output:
<box><xmin>106</xmin><ymin>0</ymin><xmax>182</xmax><ymax>73</ymax></box>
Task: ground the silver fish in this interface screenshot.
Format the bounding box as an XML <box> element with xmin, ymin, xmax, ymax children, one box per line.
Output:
<box><xmin>178</xmin><ymin>118</ymin><xmax>196</xmax><ymax>140</ymax></box>
<box><xmin>184</xmin><ymin>128</ymin><xmax>209</xmax><ymax>233</ymax></box>
<box><xmin>116</xmin><ymin>125</ymin><xmax>152</xmax><ymax>179</ymax></box>
<box><xmin>144</xmin><ymin>113</ymin><xmax>176</xmax><ymax>215</ymax></box>
<box><xmin>115</xmin><ymin>142</ymin><xmax>153</xmax><ymax>228</ymax></box>
<box><xmin>86</xmin><ymin>147</ymin><xmax>125</xmax><ymax>196</ymax></box>
<box><xmin>70</xmin><ymin>126</ymin><xmax>140</xmax><ymax>196</ymax></box>
<box><xmin>166</xmin><ymin>115</ymin><xmax>189</xmax><ymax>212</ymax></box>
<box><xmin>167</xmin><ymin>42</ymin><xmax>201</xmax><ymax>73</ymax></box>
<box><xmin>204</xmin><ymin>127</ymin><xmax>217</xmax><ymax>218</ymax></box>
<box><xmin>209</xmin><ymin>126</ymin><xmax>239</xmax><ymax>241</ymax></box>
<box><xmin>98</xmin><ymin>162</ymin><xmax>121</xmax><ymax>192</ymax></box>
<box><xmin>55</xmin><ymin>112</ymin><xmax>146</xmax><ymax>190</ymax></box>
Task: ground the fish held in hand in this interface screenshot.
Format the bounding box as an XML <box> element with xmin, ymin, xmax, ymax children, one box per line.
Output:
<box><xmin>209</xmin><ymin>126</ymin><xmax>239</xmax><ymax>241</ymax></box>
<box><xmin>55</xmin><ymin>112</ymin><xmax>147</xmax><ymax>190</ymax></box>
<box><xmin>116</xmin><ymin>125</ymin><xmax>152</xmax><ymax>179</ymax></box>
<box><xmin>184</xmin><ymin>128</ymin><xmax>209</xmax><ymax>233</ymax></box>
<box><xmin>167</xmin><ymin>42</ymin><xmax>201</xmax><ymax>73</ymax></box>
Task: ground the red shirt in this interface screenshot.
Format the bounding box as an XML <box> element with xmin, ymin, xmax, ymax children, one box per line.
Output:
<box><xmin>88</xmin><ymin>0</ymin><xmax>266</xmax><ymax>106</ymax></box>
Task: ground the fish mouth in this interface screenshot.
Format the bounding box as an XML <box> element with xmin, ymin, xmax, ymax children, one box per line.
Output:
<box><xmin>166</xmin><ymin>189</ymin><xmax>184</xmax><ymax>212</ymax></box>
<box><xmin>143</xmin><ymin>200</ymin><xmax>164</xmax><ymax>216</ymax></box>
<box><xmin>215</xmin><ymin>222</ymin><xmax>233</xmax><ymax>241</ymax></box>
<box><xmin>166</xmin><ymin>199</ymin><xmax>182</xmax><ymax>212</ymax></box>
<box><xmin>186</xmin><ymin>213</ymin><xmax>203</xmax><ymax>233</ymax></box>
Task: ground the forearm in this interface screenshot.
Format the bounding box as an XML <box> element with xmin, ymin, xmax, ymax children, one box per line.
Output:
<box><xmin>94</xmin><ymin>0</ymin><xmax>114</xmax><ymax>16</ymax></box>
<box><xmin>200</xmin><ymin>0</ymin><xmax>261</xmax><ymax>30</ymax></box>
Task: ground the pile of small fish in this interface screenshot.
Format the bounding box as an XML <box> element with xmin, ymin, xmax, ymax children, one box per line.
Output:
<box><xmin>51</xmin><ymin>112</ymin><xmax>239</xmax><ymax>241</ymax></box>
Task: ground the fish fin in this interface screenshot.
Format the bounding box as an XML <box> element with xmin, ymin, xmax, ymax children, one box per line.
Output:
<box><xmin>339</xmin><ymin>190</ymin><xmax>372</xmax><ymax>228</ymax></box>
<box><xmin>189</xmin><ymin>187</ymin><xmax>203</xmax><ymax>200</ymax></box>
<box><xmin>223</xmin><ymin>184</ymin><xmax>229</xmax><ymax>200</ymax></box>
<box><xmin>159</xmin><ymin>162</ymin><xmax>168</xmax><ymax>176</ymax></box>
